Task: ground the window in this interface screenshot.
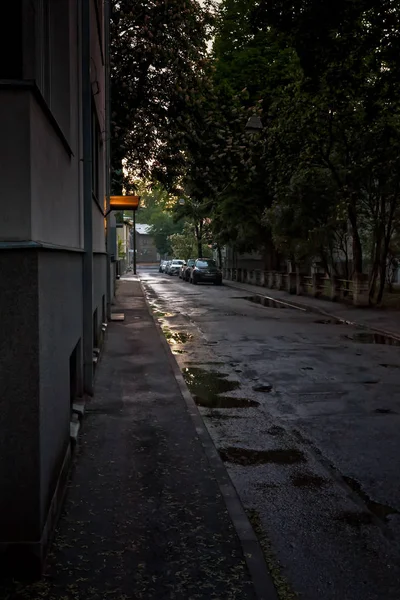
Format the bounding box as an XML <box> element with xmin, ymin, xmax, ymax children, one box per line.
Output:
<box><xmin>35</xmin><ymin>0</ymin><xmax>70</xmax><ymax>136</ymax></box>
<box><xmin>0</xmin><ymin>2</ymin><xmax>23</xmax><ymax>78</ymax></box>
<box><xmin>35</xmin><ymin>0</ymin><xmax>51</xmax><ymax>100</ymax></box>
<box><xmin>196</xmin><ymin>260</ymin><xmax>217</xmax><ymax>268</ymax></box>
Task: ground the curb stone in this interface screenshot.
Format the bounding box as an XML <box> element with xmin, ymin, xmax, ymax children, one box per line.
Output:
<box><xmin>140</xmin><ymin>277</ymin><xmax>279</xmax><ymax>600</ymax></box>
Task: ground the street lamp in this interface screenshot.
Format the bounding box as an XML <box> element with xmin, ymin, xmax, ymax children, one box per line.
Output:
<box><xmin>245</xmin><ymin>115</ymin><xmax>263</xmax><ymax>132</ymax></box>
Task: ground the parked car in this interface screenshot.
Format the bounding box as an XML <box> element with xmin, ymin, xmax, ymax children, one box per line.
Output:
<box><xmin>164</xmin><ymin>260</ymin><xmax>172</xmax><ymax>274</ymax></box>
<box><xmin>181</xmin><ymin>258</ymin><xmax>196</xmax><ymax>281</ymax></box>
<box><xmin>169</xmin><ymin>259</ymin><xmax>185</xmax><ymax>276</ymax></box>
<box><xmin>178</xmin><ymin>263</ymin><xmax>186</xmax><ymax>279</ymax></box>
<box><xmin>190</xmin><ymin>259</ymin><xmax>222</xmax><ymax>285</ymax></box>
<box><xmin>159</xmin><ymin>260</ymin><xmax>168</xmax><ymax>273</ymax></box>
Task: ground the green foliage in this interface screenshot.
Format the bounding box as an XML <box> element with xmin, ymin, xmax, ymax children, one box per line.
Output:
<box><xmin>135</xmin><ymin>186</ymin><xmax>183</xmax><ymax>256</ymax></box>
<box><xmin>110</xmin><ymin>0</ymin><xmax>400</xmax><ymax>303</ymax></box>
<box><xmin>117</xmin><ymin>238</ymin><xmax>125</xmax><ymax>259</ymax></box>
<box><xmin>110</xmin><ymin>0</ymin><xmax>214</xmax><ymax>193</ymax></box>
<box><xmin>169</xmin><ymin>223</ymin><xmax>212</xmax><ymax>260</ymax></box>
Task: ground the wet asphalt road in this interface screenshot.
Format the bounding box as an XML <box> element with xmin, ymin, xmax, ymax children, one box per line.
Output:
<box><xmin>139</xmin><ymin>266</ymin><xmax>400</xmax><ymax>600</ymax></box>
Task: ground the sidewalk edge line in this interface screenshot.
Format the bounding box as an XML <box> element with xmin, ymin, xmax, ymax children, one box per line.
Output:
<box><xmin>223</xmin><ymin>279</ymin><xmax>400</xmax><ymax>342</ymax></box>
<box><xmin>140</xmin><ymin>278</ymin><xmax>279</xmax><ymax>600</ymax></box>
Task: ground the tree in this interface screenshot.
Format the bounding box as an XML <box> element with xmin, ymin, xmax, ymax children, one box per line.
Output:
<box><xmin>134</xmin><ymin>186</ymin><xmax>183</xmax><ymax>257</ymax></box>
<box><xmin>110</xmin><ymin>0</ymin><xmax>214</xmax><ymax>193</ymax></box>
<box><xmin>255</xmin><ymin>0</ymin><xmax>400</xmax><ymax>284</ymax></box>
<box><xmin>169</xmin><ymin>222</ymin><xmax>212</xmax><ymax>260</ymax></box>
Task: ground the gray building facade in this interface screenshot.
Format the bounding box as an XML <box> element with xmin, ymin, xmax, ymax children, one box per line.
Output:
<box><xmin>0</xmin><ymin>0</ymin><xmax>110</xmax><ymax>573</ymax></box>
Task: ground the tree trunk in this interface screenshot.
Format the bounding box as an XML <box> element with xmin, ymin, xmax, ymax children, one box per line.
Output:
<box><xmin>195</xmin><ymin>223</ymin><xmax>202</xmax><ymax>258</ymax></box>
<box><xmin>348</xmin><ymin>204</ymin><xmax>363</xmax><ymax>275</ymax></box>
<box><xmin>369</xmin><ymin>232</ymin><xmax>381</xmax><ymax>304</ymax></box>
<box><xmin>377</xmin><ymin>260</ymin><xmax>387</xmax><ymax>305</ymax></box>
<box><xmin>377</xmin><ymin>233</ymin><xmax>392</xmax><ymax>305</ymax></box>
<box><xmin>217</xmin><ymin>244</ymin><xmax>222</xmax><ymax>268</ymax></box>
<box><xmin>262</xmin><ymin>235</ymin><xmax>279</xmax><ymax>271</ymax></box>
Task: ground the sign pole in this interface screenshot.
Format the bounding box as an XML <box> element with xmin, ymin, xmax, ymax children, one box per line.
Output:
<box><xmin>133</xmin><ymin>210</ymin><xmax>137</xmax><ymax>275</ymax></box>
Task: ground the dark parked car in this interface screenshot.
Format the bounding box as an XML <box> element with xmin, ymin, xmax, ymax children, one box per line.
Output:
<box><xmin>181</xmin><ymin>258</ymin><xmax>195</xmax><ymax>281</ymax></box>
<box><xmin>190</xmin><ymin>259</ymin><xmax>222</xmax><ymax>285</ymax></box>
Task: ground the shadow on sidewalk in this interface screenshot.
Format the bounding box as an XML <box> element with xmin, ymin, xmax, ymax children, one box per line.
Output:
<box><xmin>0</xmin><ymin>280</ymin><xmax>258</xmax><ymax>600</ymax></box>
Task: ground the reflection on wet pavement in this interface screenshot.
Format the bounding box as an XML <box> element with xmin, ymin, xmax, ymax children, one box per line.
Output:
<box><xmin>346</xmin><ymin>332</ymin><xmax>400</xmax><ymax>345</ymax></box>
<box><xmin>236</xmin><ymin>295</ymin><xmax>304</xmax><ymax>310</ymax></box>
<box><xmin>343</xmin><ymin>475</ymin><xmax>399</xmax><ymax>522</ymax></box>
<box><xmin>182</xmin><ymin>367</ymin><xmax>259</xmax><ymax>408</ymax></box>
<box><xmin>162</xmin><ymin>327</ymin><xmax>193</xmax><ymax>344</ymax></box>
<box><xmin>291</xmin><ymin>472</ymin><xmax>329</xmax><ymax>488</ymax></box>
<box><xmin>219</xmin><ymin>446</ymin><xmax>307</xmax><ymax>466</ymax></box>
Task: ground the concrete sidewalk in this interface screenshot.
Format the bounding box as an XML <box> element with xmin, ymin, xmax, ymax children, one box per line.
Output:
<box><xmin>223</xmin><ymin>279</ymin><xmax>400</xmax><ymax>339</ymax></box>
<box><xmin>1</xmin><ymin>280</ymin><xmax>273</xmax><ymax>600</ymax></box>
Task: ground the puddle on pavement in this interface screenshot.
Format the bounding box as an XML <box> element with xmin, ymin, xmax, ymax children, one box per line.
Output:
<box><xmin>185</xmin><ymin>361</ymin><xmax>225</xmax><ymax>366</ymax></box>
<box><xmin>235</xmin><ymin>295</ymin><xmax>301</xmax><ymax>310</ymax></box>
<box><xmin>253</xmin><ymin>383</ymin><xmax>273</xmax><ymax>393</ymax></box>
<box><xmin>267</xmin><ymin>425</ymin><xmax>286</xmax><ymax>436</ymax></box>
<box><xmin>207</xmin><ymin>412</ymin><xmax>243</xmax><ymax>420</ymax></box>
<box><xmin>345</xmin><ymin>332</ymin><xmax>400</xmax><ymax>346</ymax></box>
<box><xmin>291</xmin><ymin>472</ymin><xmax>329</xmax><ymax>488</ymax></box>
<box><xmin>314</xmin><ymin>319</ymin><xmax>334</xmax><ymax>324</ymax></box>
<box><xmin>337</xmin><ymin>511</ymin><xmax>375</xmax><ymax>527</ymax></box>
<box><xmin>182</xmin><ymin>367</ymin><xmax>259</xmax><ymax>408</ymax></box>
<box><xmin>219</xmin><ymin>446</ymin><xmax>307</xmax><ymax>466</ymax></box>
<box><xmin>343</xmin><ymin>475</ymin><xmax>398</xmax><ymax>522</ymax></box>
<box><xmin>162</xmin><ymin>327</ymin><xmax>193</xmax><ymax>344</ymax></box>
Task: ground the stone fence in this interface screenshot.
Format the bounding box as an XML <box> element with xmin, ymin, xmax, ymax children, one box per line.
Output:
<box><xmin>222</xmin><ymin>268</ymin><xmax>370</xmax><ymax>307</ymax></box>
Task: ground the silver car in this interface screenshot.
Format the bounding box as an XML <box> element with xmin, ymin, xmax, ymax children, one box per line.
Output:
<box><xmin>168</xmin><ymin>259</ymin><xmax>185</xmax><ymax>276</ymax></box>
<box><xmin>159</xmin><ymin>260</ymin><xmax>168</xmax><ymax>273</ymax></box>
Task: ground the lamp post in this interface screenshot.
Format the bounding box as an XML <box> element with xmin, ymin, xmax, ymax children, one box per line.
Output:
<box><xmin>133</xmin><ymin>209</ymin><xmax>137</xmax><ymax>275</ymax></box>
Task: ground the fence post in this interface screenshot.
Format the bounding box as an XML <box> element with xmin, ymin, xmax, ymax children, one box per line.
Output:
<box><xmin>330</xmin><ymin>275</ymin><xmax>339</xmax><ymax>301</ymax></box>
<box><xmin>287</xmin><ymin>272</ymin><xmax>296</xmax><ymax>294</ymax></box>
<box><xmin>312</xmin><ymin>273</ymin><xmax>322</xmax><ymax>298</ymax></box>
<box><xmin>296</xmin><ymin>272</ymin><xmax>304</xmax><ymax>295</ymax></box>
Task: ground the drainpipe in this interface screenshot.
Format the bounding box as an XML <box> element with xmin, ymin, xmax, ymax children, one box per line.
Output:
<box><xmin>104</xmin><ymin>0</ymin><xmax>112</xmax><ymax>318</ymax></box>
<box><xmin>81</xmin><ymin>0</ymin><xmax>93</xmax><ymax>395</ymax></box>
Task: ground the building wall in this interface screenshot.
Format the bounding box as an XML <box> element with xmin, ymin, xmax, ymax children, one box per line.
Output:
<box><xmin>93</xmin><ymin>253</ymin><xmax>108</xmax><ymax>344</ymax></box>
<box><xmin>0</xmin><ymin>92</ymin><xmax>31</xmax><ymax>241</ymax></box>
<box><xmin>0</xmin><ymin>251</ymin><xmax>40</xmax><ymax>542</ymax></box>
<box><xmin>38</xmin><ymin>251</ymin><xmax>83</xmax><ymax>527</ymax></box>
<box><xmin>0</xmin><ymin>0</ymin><xmax>109</xmax><ymax>571</ymax></box>
<box><xmin>137</xmin><ymin>233</ymin><xmax>158</xmax><ymax>263</ymax></box>
<box><xmin>30</xmin><ymin>95</ymin><xmax>82</xmax><ymax>248</ymax></box>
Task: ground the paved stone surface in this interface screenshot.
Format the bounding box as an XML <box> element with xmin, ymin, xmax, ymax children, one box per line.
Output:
<box><xmin>0</xmin><ymin>279</ymin><xmax>256</xmax><ymax>600</ymax></box>
<box><xmin>223</xmin><ymin>279</ymin><xmax>400</xmax><ymax>337</ymax></box>
<box><xmin>141</xmin><ymin>267</ymin><xmax>400</xmax><ymax>600</ymax></box>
